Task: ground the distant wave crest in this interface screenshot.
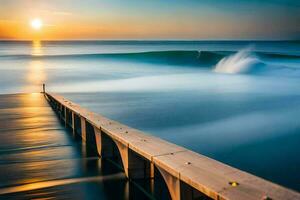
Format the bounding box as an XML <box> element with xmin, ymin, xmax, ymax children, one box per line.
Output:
<box><xmin>214</xmin><ymin>48</ymin><xmax>261</xmax><ymax>74</ymax></box>
<box><xmin>1</xmin><ymin>50</ymin><xmax>300</xmax><ymax>75</ymax></box>
<box><xmin>0</xmin><ymin>50</ymin><xmax>226</xmax><ymax>67</ymax></box>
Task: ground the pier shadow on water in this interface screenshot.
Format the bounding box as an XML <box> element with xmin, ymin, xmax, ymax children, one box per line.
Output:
<box><xmin>0</xmin><ymin>93</ymin><xmax>171</xmax><ymax>200</ymax></box>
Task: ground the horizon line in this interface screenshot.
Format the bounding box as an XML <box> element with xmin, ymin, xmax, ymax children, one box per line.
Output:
<box><xmin>0</xmin><ymin>39</ymin><xmax>299</xmax><ymax>42</ymax></box>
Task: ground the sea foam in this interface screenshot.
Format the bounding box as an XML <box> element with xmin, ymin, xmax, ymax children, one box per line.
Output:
<box><xmin>214</xmin><ymin>48</ymin><xmax>259</xmax><ymax>74</ymax></box>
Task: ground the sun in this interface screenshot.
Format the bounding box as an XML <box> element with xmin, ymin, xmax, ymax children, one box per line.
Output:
<box><xmin>31</xmin><ymin>18</ymin><xmax>43</xmax><ymax>30</ymax></box>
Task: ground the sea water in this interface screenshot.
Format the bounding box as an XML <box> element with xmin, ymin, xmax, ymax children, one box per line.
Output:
<box><xmin>0</xmin><ymin>40</ymin><xmax>300</xmax><ymax>193</ymax></box>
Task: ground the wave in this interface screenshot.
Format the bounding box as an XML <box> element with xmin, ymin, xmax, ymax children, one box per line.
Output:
<box><xmin>1</xmin><ymin>49</ymin><xmax>299</xmax><ymax>59</ymax></box>
<box><xmin>1</xmin><ymin>50</ymin><xmax>299</xmax><ymax>73</ymax></box>
<box><xmin>259</xmin><ymin>52</ymin><xmax>300</xmax><ymax>59</ymax></box>
<box><xmin>214</xmin><ymin>48</ymin><xmax>300</xmax><ymax>76</ymax></box>
<box><xmin>214</xmin><ymin>48</ymin><xmax>262</xmax><ymax>74</ymax></box>
<box><xmin>0</xmin><ymin>50</ymin><xmax>226</xmax><ymax>67</ymax></box>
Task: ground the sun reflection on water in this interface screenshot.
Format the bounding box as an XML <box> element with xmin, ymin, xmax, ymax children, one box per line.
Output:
<box><xmin>28</xmin><ymin>60</ymin><xmax>46</xmax><ymax>84</ymax></box>
<box><xmin>24</xmin><ymin>40</ymin><xmax>46</xmax><ymax>92</ymax></box>
<box><xmin>31</xmin><ymin>40</ymin><xmax>43</xmax><ymax>56</ymax></box>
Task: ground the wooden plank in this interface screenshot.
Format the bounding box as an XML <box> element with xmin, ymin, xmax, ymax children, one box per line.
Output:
<box><xmin>153</xmin><ymin>150</ymin><xmax>300</xmax><ymax>200</ymax></box>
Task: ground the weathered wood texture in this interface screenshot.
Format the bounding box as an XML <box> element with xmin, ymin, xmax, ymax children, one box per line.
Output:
<box><xmin>46</xmin><ymin>93</ymin><xmax>300</xmax><ymax>200</ymax></box>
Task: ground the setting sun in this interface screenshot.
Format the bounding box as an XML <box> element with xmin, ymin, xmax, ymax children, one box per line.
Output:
<box><xmin>31</xmin><ymin>19</ymin><xmax>43</xmax><ymax>30</ymax></box>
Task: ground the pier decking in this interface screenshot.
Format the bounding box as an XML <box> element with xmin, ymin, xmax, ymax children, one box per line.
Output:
<box><xmin>46</xmin><ymin>92</ymin><xmax>300</xmax><ymax>200</ymax></box>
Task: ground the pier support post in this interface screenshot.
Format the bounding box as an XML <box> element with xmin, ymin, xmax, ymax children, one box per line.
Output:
<box><xmin>93</xmin><ymin>128</ymin><xmax>153</xmax><ymax>179</ymax></box>
<box><xmin>59</xmin><ymin>104</ymin><xmax>62</xmax><ymax>119</ymax></box>
<box><xmin>71</xmin><ymin>112</ymin><xmax>75</xmax><ymax>135</ymax></box>
<box><xmin>64</xmin><ymin>107</ymin><xmax>67</xmax><ymax>127</ymax></box>
<box><xmin>93</xmin><ymin>127</ymin><xmax>114</xmax><ymax>157</ymax></box>
<box><xmin>114</xmin><ymin>140</ymin><xmax>153</xmax><ymax>179</ymax></box>
<box><xmin>114</xmin><ymin>140</ymin><xmax>129</xmax><ymax>177</ymax></box>
<box><xmin>155</xmin><ymin>166</ymin><xmax>203</xmax><ymax>200</ymax></box>
<box><xmin>73</xmin><ymin>113</ymin><xmax>81</xmax><ymax>135</ymax></box>
<box><xmin>80</xmin><ymin>117</ymin><xmax>86</xmax><ymax>141</ymax></box>
<box><xmin>128</xmin><ymin>148</ymin><xmax>153</xmax><ymax>179</ymax></box>
<box><xmin>156</xmin><ymin>167</ymin><xmax>180</xmax><ymax>200</ymax></box>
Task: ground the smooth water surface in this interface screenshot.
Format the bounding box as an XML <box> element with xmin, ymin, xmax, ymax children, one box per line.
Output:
<box><xmin>0</xmin><ymin>40</ymin><xmax>299</xmax><ymax>192</ymax></box>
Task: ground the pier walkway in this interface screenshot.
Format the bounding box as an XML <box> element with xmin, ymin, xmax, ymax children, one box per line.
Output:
<box><xmin>46</xmin><ymin>92</ymin><xmax>300</xmax><ymax>200</ymax></box>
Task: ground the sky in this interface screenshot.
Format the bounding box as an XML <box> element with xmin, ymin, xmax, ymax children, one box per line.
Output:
<box><xmin>0</xmin><ymin>0</ymin><xmax>299</xmax><ymax>40</ymax></box>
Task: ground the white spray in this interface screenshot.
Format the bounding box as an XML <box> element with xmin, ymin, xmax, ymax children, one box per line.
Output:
<box><xmin>214</xmin><ymin>48</ymin><xmax>258</xmax><ymax>74</ymax></box>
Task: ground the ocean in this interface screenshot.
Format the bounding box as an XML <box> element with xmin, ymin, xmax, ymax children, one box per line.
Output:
<box><xmin>0</xmin><ymin>40</ymin><xmax>300</xmax><ymax>194</ymax></box>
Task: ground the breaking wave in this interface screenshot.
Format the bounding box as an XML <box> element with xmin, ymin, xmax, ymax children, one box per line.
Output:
<box><xmin>214</xmin><ymin>48</ymin><xmax>261</xmax><ymax>74</ymax></box>
<box><xmin>213</xmin><ymin>48</ymin><xmax>300</xmax><ymax>77</ymax></box>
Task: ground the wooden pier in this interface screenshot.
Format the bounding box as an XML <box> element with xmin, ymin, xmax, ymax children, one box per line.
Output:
<box><xmin>45</xmin><ymin>92</ymin><xmax>300</xmax><ymax>200</ymax></box>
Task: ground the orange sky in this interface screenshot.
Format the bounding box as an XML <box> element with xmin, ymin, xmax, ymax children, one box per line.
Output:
<box><xmin>0</xmin><ymin>0</ymin><xmax>299</xmax><ymax>40</ymax></box>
